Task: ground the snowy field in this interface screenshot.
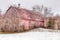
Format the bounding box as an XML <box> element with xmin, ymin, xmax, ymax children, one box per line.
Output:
<box><xmin>30</xmin><ymin>28</ymin><xmax>60</xmax><ymax>32</ymax></box>
<box><xmin>0</xmin><ymin>28</ymin><xmax>60</xmax><ymax>40</ymax></box>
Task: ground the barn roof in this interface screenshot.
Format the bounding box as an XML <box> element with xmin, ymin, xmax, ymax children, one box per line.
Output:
<box><xmin>5</xmin><ymin>6</ymin><xmax>44</xmax><ymax>21</ymax></box>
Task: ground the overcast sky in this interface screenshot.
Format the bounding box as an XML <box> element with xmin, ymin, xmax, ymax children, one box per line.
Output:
<box><xmin>0</xmin><ymin>0</ymin><xmax>60</xmax><ymax>14</ymax></box>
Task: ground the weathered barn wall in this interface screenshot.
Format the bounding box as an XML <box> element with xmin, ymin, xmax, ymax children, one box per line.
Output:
<box><xmin>0</xmin><ymin>6</ymin><xmax>44</xmax><ymax>32</ymax></box>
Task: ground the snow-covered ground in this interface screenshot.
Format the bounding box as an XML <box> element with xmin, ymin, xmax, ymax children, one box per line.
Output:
<box><xmin>30</xmin><ymin>28</ymin><xmax>60</xmax><ymax>32</ymax></box>
<box><xmin>0</xmin><ymin>28</ymin><xmax>60</xmax><ymax>40</ymax></box>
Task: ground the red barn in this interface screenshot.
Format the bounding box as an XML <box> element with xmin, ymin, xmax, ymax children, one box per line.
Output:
<box><xmin>4</xmin><ymin>6</ymin><xmax>44</xmax><ymax>32</ymax></box>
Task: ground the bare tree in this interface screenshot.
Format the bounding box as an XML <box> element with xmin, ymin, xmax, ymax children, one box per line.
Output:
<box><xmin>43</xmin><ymin>7</ymin><xmax>53</xmax><ymax>17</ymax></box>
<box><xmin>32</xmin><ymin>5</ymin><xmax>44</xmax><ymax>12</ymax></box>
<box><xmin>32</xmin><ymin>5</ymin><xmax>54</xmax><ymax>18</ymax></box>
<box><xmin>32</xmin><ymin>5</ymin><xmax>40</xmax><ymax>12</ymax></box>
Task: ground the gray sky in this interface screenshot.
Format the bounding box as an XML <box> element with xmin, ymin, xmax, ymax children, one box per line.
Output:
<box><xmin>0</xmin><ymin>0</ymin><xmax>60</xmax><ymax>14</ymax></box>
